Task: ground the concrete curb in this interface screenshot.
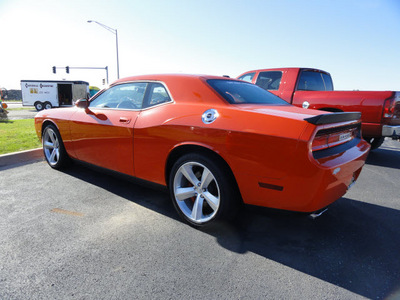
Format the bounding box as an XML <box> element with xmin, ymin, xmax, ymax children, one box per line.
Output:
<box><xmin>0</xmin><ymin>148</ymin><xmax>43</xmax><ymax>168</ymax></box>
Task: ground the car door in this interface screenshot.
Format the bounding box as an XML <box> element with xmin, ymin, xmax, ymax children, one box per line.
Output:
<box><xmin>69</xmin><ymin>82</ymin><xmax>147</xmax><ymax>176</ymax></box>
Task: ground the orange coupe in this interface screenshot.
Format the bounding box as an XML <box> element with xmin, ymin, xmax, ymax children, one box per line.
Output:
<box><xmin>34</xmin><ymin>74</ymin><xmax>370</xmax><ymax>226</ymax></box>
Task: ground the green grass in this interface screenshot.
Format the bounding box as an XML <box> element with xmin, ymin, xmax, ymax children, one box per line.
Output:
<box><xmin>0</xmin><ymin>119</ymin><xmax>41</xmax><ymax>155</ymax></box>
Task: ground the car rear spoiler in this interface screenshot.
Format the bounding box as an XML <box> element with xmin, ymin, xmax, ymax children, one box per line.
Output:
<box><xmin>304</xmin><ymin>112</ymin><xmax>361</xmax><ymax>125</ymax></box>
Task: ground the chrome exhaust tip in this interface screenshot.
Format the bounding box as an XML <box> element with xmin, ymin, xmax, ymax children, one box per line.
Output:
<box><xmin>309</xmin><ymin>208</ymin><xmax>329</xmax><ymax>219</ymax></box>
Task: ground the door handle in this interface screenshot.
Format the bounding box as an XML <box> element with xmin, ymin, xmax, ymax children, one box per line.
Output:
<box><xmin>119</xmin><ymin>117</ymin><xmax>131</xmax><ymax>124</ymax></box>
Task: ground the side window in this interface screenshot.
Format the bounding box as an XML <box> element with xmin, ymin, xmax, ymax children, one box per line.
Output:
<box><xmin>238</xmin><ymin>72</ymin><xmax>255</xmax><ymax>83</ymax></box>
<box><xmin>146</xmin><ymin>83</ymin><xmax>171</xmax><ymax>107</ymax></box>
<box><xmin>89</xmin><ymin>83</ymin><xmax>147</xmax><ymax>109</ymax></box>
<box><xmin>297</xmin><ymin>71</ymin><xmax>326</xmax><ymax>91</ymax></box>
<box><xmin>255</xmin><ymin>71</ymin><xmax>282</xmax><ymax>91</ymax></box>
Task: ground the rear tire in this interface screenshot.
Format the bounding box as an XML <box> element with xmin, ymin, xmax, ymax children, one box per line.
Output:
<box><xmin>34</xmin><ymin>102</ymin><xmax>44</xmax><ymax>111</ymax></box>
<box><xmin>169</xmin><ymin>153</ymin><xmax>239</xmax><ymax>227</ymax></box>
<box><xmin>44</xmin><ymin>102</ymin><xmax>52</xmax><ymax>110</ymax></box>
<box><xmin>365</xmin><ymin>137</ymin><xmax>385</xmax><ymax>150</ymax></box>
<box><xmin>42</xmin><ymin>124</ymin><xmax>70</xmax><ymax>169</ymax></box>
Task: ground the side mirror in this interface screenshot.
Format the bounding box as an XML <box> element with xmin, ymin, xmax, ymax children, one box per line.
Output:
<box><xmin>75</xmin><ymin>99</ymin><xmax>89</xmax><ymax>109</ymax></box>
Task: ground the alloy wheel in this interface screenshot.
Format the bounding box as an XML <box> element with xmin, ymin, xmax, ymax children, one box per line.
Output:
<box><xmin>43</xmin><ymin>127</ymin><xmax>60</xmax><ymax>166</ymax></box>
<box><xmin>173</xmin><ymin>161</ymin><xmax>220</xmax><ymax>224</ymax></box>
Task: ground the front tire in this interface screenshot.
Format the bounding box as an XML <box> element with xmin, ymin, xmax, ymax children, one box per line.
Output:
<box><xmin>169</xmin><ymin>153</ymin><xmax>238</xmax><ymax>227</ymax></box>
<box><xmin>42</xmin><ymin>124</ymin><xmax>70</xmax><ymax>169</ymax></box>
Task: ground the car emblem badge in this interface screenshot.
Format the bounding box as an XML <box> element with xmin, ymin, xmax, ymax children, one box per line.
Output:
<box><xmin>302</xmin><ymin>101</ymin><xmax>310</xmax><ymax>109</ymax></box>
<box><xmin>202</xmin><ymin>109</ymin><xmax>219</xmax><ymax>124</ymax></box>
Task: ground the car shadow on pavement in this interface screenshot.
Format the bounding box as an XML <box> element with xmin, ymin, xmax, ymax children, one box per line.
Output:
<box><xmin>61</xmin><ymin>162</ymin><xmax>400</xmax><ymax>300</ymax></box>
<box><xmin>61</xmin><ymin>161</ymin><xmax>178</xmax><ymax>218</ymax></box>
<box><xmin>207</xmin><ymin>198</ymin><xmax>400</xmax><ymax>300</ymax></box>
<box><xmin>366</xmin><ymin>146</ymin><xmax>400</xmax><ymax>169</ymax></box>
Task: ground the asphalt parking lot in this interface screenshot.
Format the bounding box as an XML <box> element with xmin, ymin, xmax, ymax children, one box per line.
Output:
<box><xmin>0</xmin><ymin>140</ymin><xmax>399</xmax><ymax>299</ymax></box>
<box><xmin>4</xmin><ymin>102</ymin><xmax>37</xmax><ymax>120</ymax></box>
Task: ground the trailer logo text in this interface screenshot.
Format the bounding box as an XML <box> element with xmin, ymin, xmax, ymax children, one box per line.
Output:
<box><xmin>24</xmin><ymin>83</ymin><xmax>54</xmax><ymax>88</ymax></box>
<box><xmin>40</xmin><ymin>84</ymin><xmax>54</xmax><ymax>88</ymax></box>
<box><xmin>25</xmin><ymin>83</ymin><xmax>38</xmax><ymax>88</ymax></box>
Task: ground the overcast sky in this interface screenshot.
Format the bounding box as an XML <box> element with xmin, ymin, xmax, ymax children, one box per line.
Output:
<box><xmin>0</xmin><ymin>0</ymin><xmax>399</xmax><ymax>91</ymax></box>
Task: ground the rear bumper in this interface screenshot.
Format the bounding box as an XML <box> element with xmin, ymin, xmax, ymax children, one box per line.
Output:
<box><xmin>236</xmin><ymin>138</ymin><xmax>370</xmax><ymax>212</ymax></box>
<box><xmin>382</xmin><ymin>125</ymin><xmax>400</xmax><ymax>137</ymax></box>
<box><xmin>295</xmin><ymin>138</ymin><xmax>370</xmax><ymax>212</ymax></box>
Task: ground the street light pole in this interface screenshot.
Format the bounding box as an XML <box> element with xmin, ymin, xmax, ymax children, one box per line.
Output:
<box><xmin>87</xmin><ymin>20</ymin><xmax>120</xmax><ymax>79</ymax></box>
<box><xmin>115</xmin><ymin>29</ymin><xmax>119</xmax><ymax>79</ymax></box>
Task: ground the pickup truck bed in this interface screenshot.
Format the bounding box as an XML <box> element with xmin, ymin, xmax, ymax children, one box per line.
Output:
<box><xmin>238</xmin><ymin>68</ymin><xmax>400</xmax><ymax>149</ymax></box>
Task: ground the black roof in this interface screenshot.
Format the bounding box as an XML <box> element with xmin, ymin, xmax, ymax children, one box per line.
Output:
<box><xmin>20</xmin><ymin>80</ymin><xmax>89</xmax><ymax>85</ymax></box>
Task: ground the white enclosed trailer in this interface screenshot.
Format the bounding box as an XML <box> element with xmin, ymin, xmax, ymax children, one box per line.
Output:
<box><xmin>21</xmin><ymin>80</ymin><xmax>89</xmax><ymax>111</ymax></box>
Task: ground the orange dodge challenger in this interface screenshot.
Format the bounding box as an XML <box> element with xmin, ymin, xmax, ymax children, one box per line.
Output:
<box><xmin>35</xmin><ymin>74</ymin><xmax>370</xmax><ymax>226</ymax></box>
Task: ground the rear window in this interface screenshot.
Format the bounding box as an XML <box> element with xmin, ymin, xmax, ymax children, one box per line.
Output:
<box><xmin>297</xmin><ymin>71</ymin><xmax>333</xmax><ymax>91</ymax></box>
<box><xmin>322</xmin><ymin>73</ymin><xmax>334</xmax><ymax>90</ymax></box>
<box><xmin>207</xmin><ymin>79</ymin><xmax>288</xmax><ymax>105</ymax></box>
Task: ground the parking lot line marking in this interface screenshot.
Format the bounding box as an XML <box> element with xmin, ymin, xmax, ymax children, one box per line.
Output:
<box><xmin>51</xmin><ymin>208</ymin><xmax>84</xmax><ymax>217</ymax></box>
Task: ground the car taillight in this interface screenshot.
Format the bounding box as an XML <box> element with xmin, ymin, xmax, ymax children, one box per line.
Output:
<box><xmin>383</xmin><ymin>98</ymin><xmax>395</xmax><ymax>118</ymax></box>
<box><xmin>312</xmin><ymin>125</ymin><xmax>359</xmax><ymax>152</ymax></box>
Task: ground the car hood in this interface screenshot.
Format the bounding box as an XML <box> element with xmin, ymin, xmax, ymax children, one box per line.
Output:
<box><xmin>35</xmin><ymin>106</ymin><xmax>78</xmax><ymax>120</ymax></box>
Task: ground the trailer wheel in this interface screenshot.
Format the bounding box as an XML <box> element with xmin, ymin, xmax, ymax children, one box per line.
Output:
<box><xmin>34</xmin><ymin>102</ymin><xmax>44</xmax><ymax>111</ymax></box>
<box><xmin>44</xmin><ymin>102</ymin><xmax>52</xmax><ymax>110</ymax></box>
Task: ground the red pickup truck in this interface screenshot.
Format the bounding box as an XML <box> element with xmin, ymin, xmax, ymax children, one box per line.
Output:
<box><xmin>237</xmin><ymin>68</ymin><xmax>400</xmax><ymax>149</ymax></box>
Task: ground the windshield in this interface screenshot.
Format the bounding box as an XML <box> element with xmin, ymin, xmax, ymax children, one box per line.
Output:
<box><xmin>207</xmin><ymin>79</ymin><xmax>288</xmax><ymax>105</ymax></box>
